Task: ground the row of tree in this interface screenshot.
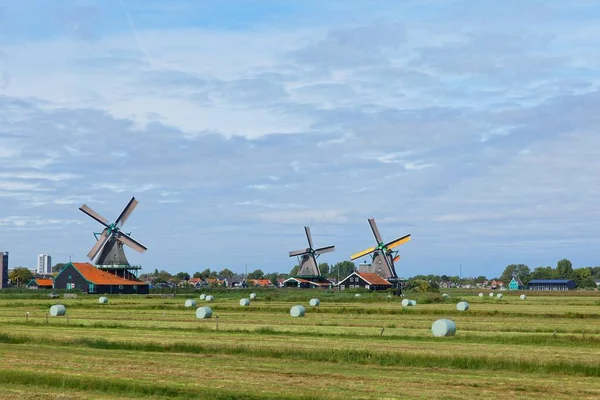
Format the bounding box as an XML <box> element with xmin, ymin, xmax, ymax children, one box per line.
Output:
<box><xmin>499</xmin><ymin>259</ymin><xmax>600</xmax><ymax>289</ymax></box>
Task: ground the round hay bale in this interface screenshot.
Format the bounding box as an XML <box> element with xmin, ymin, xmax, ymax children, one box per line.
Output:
<box><xmin>184</xmin><ymin>299</ymin><xmax>196</xmax><ymax>308</ymax></box>
<box><xmin>290</xmin><ymin>305</ymin><xmax>306</xmax><ymax>318</ymax></box>
<box><xmin>489</xmin><ymin>293</ymin><xmax>494</xmax><ymax>297</ymax></box>
<box><xmin>98</xmin><ymin>296</ymin><xmax>108</xmax><ymax>304</ymax></box>
<box><xmin>386</xmin><ymin>295</ymin><xmax>393</xmax><ymax>298</ymax></box>
<box><xmin>520</xmin><ymin>294</ymin><xmax>527</xmax><ymax>300</ymax></box>
<box><xmin>49</xmin><ymin>305</ymin><xmax>66</xmax><ymax>317</ymax></box>
<box><xmin>199</xmin><ymin>294</ymin><xmax>206</xmax><ymax>300</ymax></box>
<box><xmin>249</xmin><ymin>293</ymin><xmax>257</xmax><ymax>300</ymax></box>
<box><xmin>431</xmin><ymin>319</ymin><xmax>456</xmax><ymax>337</ymax></box>
<box><xmin>195</xmin><ymin>306</ymin><xmax>212</xmax><ymax>319</ymax></box>
<box><xmin>401</xmin><ymin>299</ymin><xmax>416</xmax><ymax>307</ymax></box>
<box><xmin>496</xmin><ymin>293</ymin><xmax>503</xmax><ymax>299</ymax></box>
<box><xmin>309</xmin><ymin>298</ymin><xmax>320</xmax><ymax>307</ymax></box>
<box><xmin>239</xmin><ymin>298</ymin><xmax>250</xmax><ymax>307</ymax></box>
<box><xmin>456</xmin><ymin>301</ymin><xmax>470</xmax><ymax>311</ymax></box>
<box><xmin>355</xmin><ymin>294</ymin><xmax>361</xmax><ymax>297</ymax></box>
<box><xmin>205</xmin><ymin>295</ymin><xmax>214</xmax><ymax>302</ymax></box>
<box><xmin>442</xmin><ymin>293</ymin><xmax>450</xmax><ymax>299</ymax></box>
<box><xmin>478</xmin><ymin>293</ymin><xmax>484</xmax><ymax>297</ymax></box>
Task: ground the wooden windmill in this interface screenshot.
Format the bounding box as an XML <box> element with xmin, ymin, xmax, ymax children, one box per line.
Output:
<box><xmin>289</xmin><ymin>227</ymin><xmax>335</xmax><ymax>278</ymax></box>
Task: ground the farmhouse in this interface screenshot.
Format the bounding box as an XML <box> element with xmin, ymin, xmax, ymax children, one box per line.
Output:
<box><xmin>283</xmin><ymin>277</ymin><xmax>331</xmax><ymax>289</ymax></box>
<box><xmin>338</xmin><ymin>272</ymin><xmax>392</xmax><ymax>291</ymax></box>
<box><xmin>54</xmin><ymin>262</ymin><xmax>149</xmax><ymax>294</ymax></box>
<box><xmin>508</xmin><ymin>276</ymin><xmax>524</xmax><ymax>290</ymax></box>
<box><xmin>26</xmin><ymin>278</ymin><xmax>53</xmax><ymax>289</ymax></box>
<box><xmin>527</xmin><ymin>279</ymin><xmax>576</xmax><ymax>291</ymax></box>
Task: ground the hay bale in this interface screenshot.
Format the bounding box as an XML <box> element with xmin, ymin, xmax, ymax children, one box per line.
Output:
<box><xmin>496</xmin><ymin>293</ymin><xmax>503</xmax><ymax>299</ymax></box>
<box><xmin>184</xmin><ymin>299</ymin><xmax>196</xmax><ymax>308</ymax></box>
<box><xmin>520</xmin><ymin>294</ymin><xmax>527</xmax><ymax>300</ymax></box>
<box><xmin>478</xmin><ymin>293</ymin><xmax>484</xmax><ymax>297</ymax></box>
<box><xmin>456</xmin><ymin>301</ymin><xmax>470</xmax><ymax>311</ymax></box>
<box><xmin>309</xmin><ymin>298</ymin><xmax>320</xmax><ymax>307</ymax></box>
<box><xmin>355</xmin><ymin>294</ymin><xmax>361</xmax><ymax>297</ymax></box>
<box><xmin>98</xmin><ymin>296</ymin><xmax>108</xmax><ymax>304</ymax></box>
<box><xmin>250</xmin><ymin>293</ymin><xmax>257</xmax><ymax>300</ymax></box>
<box><xmin>195</xmin><ymin>306</ymin><xmax>212</xmax><ymax>319</ymax></box>
<box><xmin>432</xmin><ymin>319</ymin><xmax>456</xmax><ymax>337</ymax></box>
<box><xmin>49</xmin><ymin>305</ymin><xmax>66</xmax><ymax>317</ymax></box>
<box><xmin>290</xmin><ymin>305</ymin><xmax>306</xmax><ymax>318</ymax></box>
<box><xmin>205</xmin><ymin>295</ymin><xmax>214</xmax><ymax>302</ymax></box>
<box><xmin>239</xmin><ymin>298</ymin><xmax>250</xmax><ymax>307</ymax></box>
<box><xmin>442</xmin><ymin>293</ymin><xmax>450</xmax><ymax>299</ymax></box>
<box><xmin>489</xmin><ymin>293</ymin><xmax>494</xmax><ymax>297</ymax></box>
<box><xmin>199</xmin><ymin>294</ymin><xmax>206</xmax><ymax>300</ymax></box>
<box><xmin>401</xmin><ymin>299</ymin><xmax>416</xmax><ymax>307</ymax></box>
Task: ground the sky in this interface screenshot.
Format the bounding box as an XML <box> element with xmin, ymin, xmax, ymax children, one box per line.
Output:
<box><xmin>1</xmin><ymin>0</ymin><xmax>600</xmax><ymax>278</ymax></box>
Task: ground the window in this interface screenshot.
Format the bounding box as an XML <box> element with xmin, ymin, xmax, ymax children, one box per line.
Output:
<box><xmin>68</xmin><ymin>275</ymin><xmax>72</xmax><ymax>279</ymax></box>
<box><xmin>118</xmin><ymin>285</ymin><xmax>123</xmax><ymax>290</ymax></box>
<box><xmin>365</xmin><ymin>285</ymin><xmax>370</xmax><ymax>290</ymax></box>
<box><xmin>66</xmin><ymin>283</ymin><xmax>74</xmax><ymax>290</ymax></box>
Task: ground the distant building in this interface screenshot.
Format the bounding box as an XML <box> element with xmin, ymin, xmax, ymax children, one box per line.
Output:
<box><xmin>527</xmin><ymin>279</ymin><xmax>576</xmax><ymax>291</ymax></box>
<box><xmin>54</xmin><ymin>262</ymin><xmax>149</xmax><ymax>294</ymax></box>
<box><xmin>26</xmin><ymin>277</ymin><xmax>53</xmax><ymax>289</ymax></box>
<box><xmin>37</xmin><ymin>254</ymin><xmax>52</xmax><ymax>275</ymax></box>
<box><xmin>0</xmin><ymin>252</ymin><xmax>8</xmax><ymax>288</ymax></box>
<box><xmin>283</xmin><ymin>277</ymin><xmax>331</xmax><ymax>289</ymax></box>
<box><xmin>508</xmin><ymin>276</ymin><xmax>524</xmax><ymax>290</ymax></box>
<box><xmin>490</xmin><ymin>280</ymin><xmax>505</xmax><ymax>290</ymax></box>
<box><xmin>338</xmin><ymin>272</ymin><xmax>392</xmax><ymax>291</ymax></box>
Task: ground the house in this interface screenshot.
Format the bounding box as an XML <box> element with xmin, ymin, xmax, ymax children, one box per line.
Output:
<box><xmin>283</xmin><ymin>277</ymin><xmax>332</xmax><ymax>289</ymax></box>
<box><xmin>490</xmin><ymin>280</ymin><xmax>505</xmax><ymax>290</ymax></box>
<box><xmin>527</xmin><ymin>279</ymin><xmax>576</xmax><ymax>291</ymax></box>
<box><xmin>338</xmin><ymin>272</ymin><xmax>392</xmax><ymax>291</ymax></box>
<box><xmin>53</xmin><ymin>262</ymin><xmax>149</xmax><ymax>294</ymax></box>
<box><xmin>250</xmin><ymin>279</ymin><xmax>273</xmax><ymax>287</ymax></box>
<box><xmin>508</xmin><ymin>276</ymin><xmax>524</xmax><ymax>290</ymax></box>
<box><xmin>187</xmin><ymin>278</ymin><xmax>204</xmax><ymax>288</ymax></box>
<box><xmin>26</xmin><ymin>277</ymin><xmax>53</xmax><ymax>289</ymax></box>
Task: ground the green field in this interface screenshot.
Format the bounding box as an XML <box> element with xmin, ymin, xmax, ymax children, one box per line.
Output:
<box><xmin>1</xmin><ymin>289</ymin><xmax>599</xmax><ymax>399</ymax></box>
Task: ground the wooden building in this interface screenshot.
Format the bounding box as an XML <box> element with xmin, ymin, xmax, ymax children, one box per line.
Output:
<box><xmin>508</xmin><ymin>276</ymin><xmax>524</xmax><ymax>290</ymax></box>
<box><xmin>54</xmin><ymin>262</ymin><xmax>149</xmax><ymax>294</ymax></box>
<box><xmin>338</xmin><ymin>272</ymin><xmax>392</xmax><ymax>291</ymax></box>
<box><xmin>283</xmin><ymin>277</ymin><xmax>331</xmax><ymax>289</ymax></box>
<box><xmin>26</xmin><ymin>278</ymin><xmax>53</xmax><ymax>289</ymax></box>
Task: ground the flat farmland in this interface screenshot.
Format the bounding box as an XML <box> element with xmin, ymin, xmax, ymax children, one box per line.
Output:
<box><xmin>1</xmin><ymin>290</ymin><xmax>599</xmax><ymax>399</ymax></box>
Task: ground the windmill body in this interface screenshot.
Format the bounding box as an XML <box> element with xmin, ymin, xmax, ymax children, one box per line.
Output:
<box><xmin>289</xmin><ymin>227</ymin><xmax>335</xmax><ymax>282</ymax></box>
<box><xmin>351</xmin><ymin>218</ymin><xmax>411</xmax><ymax>294</ymax></box>
<box><xmin>79</xmin><ymin>197</ymin><xmax>147</xmax><ymax>278</ymax></box>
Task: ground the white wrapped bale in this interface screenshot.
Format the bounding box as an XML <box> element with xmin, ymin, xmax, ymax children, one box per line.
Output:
<box><xmin>355</xmin><ymin>294</ymin><xmax>361</xmax><ymax>297</ymax></box>
<box><xmin>442</xmin><ymin>293</ymin><xmax>450</xmax><ymax>299</ymax></box>
<box><xmin>489</xmin><ymin>293</ymin><xmax>494</xmax><ymax>297</ymax></box>
<box><xmin>196</xmin><ymin>306</ymin><xmax>212</xmax><ymax>319</ymax></box>
<box><xmin>98</xmin><ymin>297</ymin><xmax>108</xmax><ymax>304</ymax></box>
<box><xmin>184</xmin><ymin>299</ymin><xmax>196</xmax><ymax>308</ymax></box>
<box><xmin>456</xmin><ymin>301</ymin><xmax>470</xmax><ymax>311</ymax></box>
<box><xmin>199</xmin><ymin>294</ymin><xmax>206</xmax><ymax>300</ymax></box>
<box><xmin>205</xmin><ymin>295</ymin><xmax>214</xmax><ymax>302</ymax></box>
<box><xmin>401</xmin><ymin>299</ymin><xmax>416</xmax><ymax>307</ymax></box>
<box><xmin>290</xmin><ymin>305</ymin><xmax>306</xmax><ymax>317</ymax></box>
<box><xmin>478</xmin><ymin>293</ymin><xmax>484</xmax><ymax>297</ymax></box>
<box><xmin>249</xmin><ymin>293</ymin><xmax>257</xmax><ymax>300</ymax></box>
<box><xmin>432</xmin><ymin>319</ymin><xmax>456</xmax><ymax>337</ymax></box>
<box><xmin>496</xmin><ymin>293</ymin><xmax>503</xmax><ymax>299</ymax></box>
<box><xmin>49</xmin><ymin>305</ymin><xmax>66</xmax><ymax>317</ymax></box>
<box><xmin>520</xmin><ymin>294</ymin><xmax>527</xmax><ymax>300</ymax></box>
<box><xmin>239</xmin><ymin>298</ymin><xmax>250</xmax><ymax>307</ymax></box>
<box><xmin>309</xmin><ymin>298</ymin><xmax>320</xmax><ymax>307</ymax></box>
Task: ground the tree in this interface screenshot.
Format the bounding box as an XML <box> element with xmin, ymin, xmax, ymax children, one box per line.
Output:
<box><xmin>556</xmin><ymin>259</ymin><xmax>573</xmax><ymax>279</ymax></box>
<box><xmin>578</xmin><ymin>275</ymin><xmax>597</xmax><ymax>289</ymax></box>
<box><xmin>404</xmin><ymin>279</ymin><xmax>434</xmax><ymax>292</ymax></box>
<box><xmin>193</xmin><ymin>271</ymin><xmax>203</xmax><ymax>279</ymax></box>
<box><xmin>247</xmin><ymin>269</ymin><xmax>264</xmax><ymax>279</ymax></box>
<box><xmin>219</xmin><ymin>269</ymin><xmax>235</xmax><ymax>279</ymax></box>
<box><xmin>500</xmin><ymin>264</ymin><xmax>530</xmax><ymax>286</ymax></box>
<box><xmin>176</xmin><ymin>272</ymin><xmax>190</xmax><ymax>281</ymax></box>
<box><xmin>9</xmin><ymin>267</ymin><xmax>33</xmax><ymax>286</ymax></box>
<box><xmin>289</xmin><ymin>265</ymin><xmax>299</xmax><ymax>276</ymax></box>
<box><xmin>265</xmin><ymin>272</ymin><xmax>279</xmax><ymax>286</ymax></box>
<box><xmin>330</xmin><ymin>261</ymin><xmax>355</xmax><ymax>280</ymax></box>
<box><xmin>52</xmin><ymin>263</ymin><xmax>67</xmax><ymax>273</ymax></box>
<box><xmin>530</xmin><ymin>266</ymin><xmax>557</xmax><ymax>280</ymax></box>
<box><xmin>318</xmin><ymin>263</ymin><xmax>330</xmax><ymax>276</ymax></box>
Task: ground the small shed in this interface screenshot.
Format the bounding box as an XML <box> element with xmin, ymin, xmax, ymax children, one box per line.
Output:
<box><xmin>26</xmin><ymin>278</ymin><xmax>53</xmax><ymax>290</ymax></box>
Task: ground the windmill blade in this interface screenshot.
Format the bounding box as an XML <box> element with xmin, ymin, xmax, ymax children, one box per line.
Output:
<box><xmin>79</xmin><ymin>204</ymin><xmax>110</xmax><ymax>227</ymax></box>
<box><xmin>117</xmin><ymin>232</ymin><xmax>147</xmax><ymax>253</ymax></box>
<box><xmin>393</xmin><ymin>255</ymin><xmax>400</xmax><ymax>263</ymax></box>
<box><xmin>115</xmin><ymin>197</ymin><xmax>139</xmax><ymax>226</ymax></box>
<box><xmin>368</xmin><ymin>218</ymin><xmax>383</xmax><ymax>243</ymax></box>
<box><xmin>87</xmin><ymin>229</ymin><xmax>110</xmax><ymax>260</ymax></box>
<box><xmin>385</xmin><ymin>234</ymin><xmax>411</xmax><ymax>250</ymax></box>
<box><xmin>304</xmin><ymin>226</ymin><xmax>314</xmax><ymax>249</ymax></box>
<box><xmin>289</xmin><ymin>248</ymin><xmax>310</xmax><ymax>257</ymax></box>
<box><xmin>315</xmin><ymin>245</ymin><xmax>335</xmax><ymax>255</ymax></box>
<box><xmin>350</xmin><ymin>246</ymin><xmax>376</xmax><ymax>261</ymax></box>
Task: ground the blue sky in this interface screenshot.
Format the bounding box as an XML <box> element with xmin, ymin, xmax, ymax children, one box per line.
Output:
<box><xmin>1</xmin><ymin>0</ymin><xmax>600</xmax><ymax>278</ymax></box>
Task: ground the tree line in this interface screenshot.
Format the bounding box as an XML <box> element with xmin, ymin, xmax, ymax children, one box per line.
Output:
<box><xmin>498</xmin><ymin>259</ymin><xmax>599</xmax><ymax>289</ymax></box>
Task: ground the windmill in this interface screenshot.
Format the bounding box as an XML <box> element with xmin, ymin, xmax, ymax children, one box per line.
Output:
<box><xmin>351</xmin><ymin>218</ymin><xmax>410</xmax><ymax>291</ymax></box>
<box><xmin>289</xmin><ymin>227</ymin><xmax>335</xmax><ymax>278</ymax></box>
<box><xmin>79</xmin><ymin>197</ymin><xmax>147</xmax><ymax>276</ymax></box>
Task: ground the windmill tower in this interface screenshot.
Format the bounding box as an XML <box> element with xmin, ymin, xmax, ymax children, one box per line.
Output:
<box><xmin>289</xmin><ymin>227</ymin><xmax>335</xmax><ymax>279</ymax></box>
<box><xmin>351</xmin><ymin>218</ymin><xmax>410</xmax><ymax>293</ymax></box>
<box><xmin>79</xmin><ymin>197</ymin><xmax>147</xmax><ymax>278</ymax></box>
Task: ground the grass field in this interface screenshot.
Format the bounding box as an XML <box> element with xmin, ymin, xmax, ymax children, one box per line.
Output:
<box><xmin>1</xmin><ymin>289</ymin><xmax>599</xmax><ymax>399</ymax></box>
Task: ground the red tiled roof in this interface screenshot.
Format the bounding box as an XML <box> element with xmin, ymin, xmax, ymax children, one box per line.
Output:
<box><xmin>188</xmin><ymin>278</ymin><xmax>203</xmax><ymax>283</ymax></box>
<box><xmin>357</xmin><ymin>273</ymin><xmax>391</xmax><ymax>286</ymax></box>
<box><xmin>71</xmin><ymin>263</ymin><xmax>146</xmax><ymax>286</ymax></box>
<box><xmin>35</xmin><ymin>278</ymin><xmax>53</xmax><ymax>287</ymax></box>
